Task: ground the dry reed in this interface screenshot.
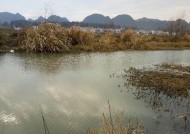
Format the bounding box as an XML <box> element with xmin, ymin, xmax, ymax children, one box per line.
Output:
<box><xmin>87</xmin><ymin>101</ymin><xmax>144</xmax><ymax>134</ymax></box>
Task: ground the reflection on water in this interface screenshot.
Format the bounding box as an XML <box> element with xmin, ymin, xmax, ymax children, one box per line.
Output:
<box><xmin>0</xmin><ymin>50</ymin><xmax>190</xmax><ymax>134</ymax></box>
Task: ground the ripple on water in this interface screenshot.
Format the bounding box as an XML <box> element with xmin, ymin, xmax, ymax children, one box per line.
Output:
<box><xmin>0</xmin><ymin>111</ymin><xmax>20</xmax><ymax>125</ymax></box>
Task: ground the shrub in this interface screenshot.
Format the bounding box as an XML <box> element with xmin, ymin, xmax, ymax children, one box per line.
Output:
<box><xmin>67</xmin><ymin>26</ymin><xmax>95</xmax><ymax>46</ymax></box>
<box><xmin>120</xmin><ymin>29</ymin><xmax>135</xmax><ymax>43</ymax></box>
<box><xmin>131</xmin><ymin>36</ymin><xmax>146</xmax><ymax>49</ymax></box>
<box><xmin>21</xmin><ymin>23</ymin><xmax>71</xmax><ymax>52</ymax></box>
<box><xmin>181</xmin><ymin>34</ymin><xmax>190</xmax><ymax>42</ymax></box>
<box><xmin>99</xmin><ymin>32</ymin><xmax>119</xmax><ymax>45</ymax></box>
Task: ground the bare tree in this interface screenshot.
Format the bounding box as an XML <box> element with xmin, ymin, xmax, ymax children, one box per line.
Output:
<box><xmin>43</xmin><ymin>0</ymin><xmax>54</xmax><ymax>20</ymax></box>
<box><xmin>167</xmin><ymin>11</ymin><xmax>188</xmax><ymax>35</ymax></box>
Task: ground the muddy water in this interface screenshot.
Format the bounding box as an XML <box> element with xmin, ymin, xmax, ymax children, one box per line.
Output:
<box><xmin>0</xmin><ymin>50</ymin><xmax>190</xmax><ymax>134</ymax></box>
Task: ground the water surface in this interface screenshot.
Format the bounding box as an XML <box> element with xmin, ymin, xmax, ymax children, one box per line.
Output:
<box><xmin>0</xmin><ymin>50</ymin><xmax>190</xmax><ymax>134</ymax></box>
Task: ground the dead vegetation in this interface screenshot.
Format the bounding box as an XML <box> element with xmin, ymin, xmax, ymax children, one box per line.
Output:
<box><xmin>20</xmin><ymin>23</ymin><xmax>95</xmax><ymax>52</ymax></box>
<box><xmin>159</xmin><ymin>63</ymin><xmax>190</xmax><ymax>72</ymax></box>
<box><xmin>21</xmin><ymin>23</ymin><xmax>71</xmax><ymax>52</ymax></box>
<box><xmin>0</xmin><ymin>27</ymin><xmax>20</xmax><ymax>50</ymax></box>
<box><xmin>124</xmin><ymin>64</ymin><xmax>190</xmax><ymax>97</ymax></box>
<box><xmin>1</xmin><ymin>23</ymin><xmax>190</xmax><ymax>52</ymax></box>
<box><xmin>122</xmin><ymin>64</ymin><xmax>190</xmax><ymax>131</ymax></box>
<box><xmin>87</xmin><ymin>101</ymin><xmax>144</xmax><ymax>134</ymax></box>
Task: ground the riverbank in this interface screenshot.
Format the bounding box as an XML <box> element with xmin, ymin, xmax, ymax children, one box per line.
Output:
<box><xmin>1</xmin><ymin>23</ymin><xmax>190</xmax><ymax>53</ymax></box>
<box><xmin>1</xmin><ymin>42</ymin><xmax>190</xmax><ymax>53</ymax></box>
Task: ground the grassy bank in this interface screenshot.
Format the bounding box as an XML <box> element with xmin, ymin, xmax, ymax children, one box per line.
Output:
<box><xmin>0</xmin><ymin>27</ymin><xmax>21</xmax><ymax>51</ymax></box>
<box><xmin>1</xmin><ymin>23</ymin><xmax>190</xmax><ymax>52</ymax></box>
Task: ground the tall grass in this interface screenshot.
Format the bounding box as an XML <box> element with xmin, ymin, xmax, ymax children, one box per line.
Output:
<box><xmin>21</xmin><ymin>23</ymin><xmax>95</xmax><ymax>52</ymax></box>
<box><xmin>67</xmin><ymin>26</ymin><xmax>95</xmax><ymax>46</ymax></box>
<box><xmin>21</xmin><ymin>23</ymin><xmax>71</xmax><ymax>52</ymax></box>
<box><xmin>120</xmin><ymin>29</ymin><xmax>148</xmax><ymax>49</ymax></box>
<box><xmin>87</xmin><ymin>101</ymin><xmax>144</xmax><ymax>134</ymax></box>
<box><xmin>120</xmin><ymin>29</ymin><xmax>135</xmax><ymax>43</ymax></box>
<box><xmin>99</xmin><ymin>32</ymin><xmax>119</xmax><ymax>45</ymax></box>
<box><xmin>2</xmin><ymin>24</ymin><xmax>190</xmax><ymax>52</ymax></box>
<box><xmin>0</xmin><ymin>28</ymin><xmax>19</xmax><ymax>49</ymax></box>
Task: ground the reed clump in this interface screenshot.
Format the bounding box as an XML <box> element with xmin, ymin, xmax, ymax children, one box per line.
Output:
<box><xmin>21</xmin><ymin>23</ymin><xmax>71</xmax><ymax>52</ymax></box>
<box><xmin>20</xmin><ymin>23</ymin><xmax>95</xmax><ymax>52</ymax></box>
<box><xmin>120</xmin><ymin>29</ymin><xmax>135</xmax><ymax>43</ymax></box>
<box><xmin>87</xmin><ymin>101</ymin><xmax>144</xmax><ymax>134</ymax></box>
<box><xmin>120</xmin><ymin>29</ymin><xmax>148</xmax><ymax>49</ymax></box>
<box><xmin>99</xmin><ymin>32</ymin><xmax>119</xmax><ymax>45</ymax></box>
<box><xmin>67</xmin><ymin>26</ymin><xmax>95</xmax><ymax>46</ymax></box>
<box><xmin>2</xmin><ymin>25</ymin><xmax>190</xmax><ymax>52</ymax></box>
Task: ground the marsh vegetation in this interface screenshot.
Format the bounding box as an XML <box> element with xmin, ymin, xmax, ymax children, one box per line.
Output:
<box><xmin>121</xmin><ymin>64</ymin><xmax>190</xmax><ymax>132</ymax></box>
<box><xmin>87</xmin><ymin>101</ymin><xmax>144</xmax><ymax>134</ymax></box>
<box><xmin>1</xmin><ymin>23</ymin><xmax>190</xmax><ymax>52</ymax></box>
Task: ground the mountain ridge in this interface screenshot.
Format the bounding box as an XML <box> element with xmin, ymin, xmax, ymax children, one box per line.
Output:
<box><xmin>0</xmin><ymin>12</ymin><xmax>189</xmax><ymax>30</ymax></box>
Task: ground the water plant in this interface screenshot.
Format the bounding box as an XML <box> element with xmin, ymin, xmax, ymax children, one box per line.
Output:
<box><xmin>122</xmin><ymin>64</ymin><xmax>190</xmax><ymax>131</ymax></box>
<box><xmin>124</xmin><ymin>64</ymin><xmax>190</xmax><ymax>97</ymax></box>
<box><xmin>87</xmin><ymin>101</ymin><xmax>144</xmax><ymax>134</ymax></box>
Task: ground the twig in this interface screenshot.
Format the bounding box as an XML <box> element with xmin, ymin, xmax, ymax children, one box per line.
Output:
<box><xmin>41</xmin><ymin>110</ymin><xmax>50</xmax><ymax>134</ymax></box>
<box><xmin>108</xmin><ymin>100</ymin><xmax>114</xmax><ymax>134</ymax></box>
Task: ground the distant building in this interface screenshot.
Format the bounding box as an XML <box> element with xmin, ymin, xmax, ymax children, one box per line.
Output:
<box><xmin>136</xmin><ymin>30</ymin><xmax>168</xmax><ymax>35</ymax></box>
<box><xmin>80</xmin><ymin>27</ymin><xmax>123</xmax><ymax>34</ymax></box>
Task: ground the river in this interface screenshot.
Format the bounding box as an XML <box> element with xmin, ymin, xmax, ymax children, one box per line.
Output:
<box><xmin>0</xmin><ymin>50</ymin><xmax>190</xmax><ymax>134</ymax></box>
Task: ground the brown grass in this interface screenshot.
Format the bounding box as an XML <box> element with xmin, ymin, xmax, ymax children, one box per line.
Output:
<box><xmin>66</xmin><ymin>26</ymin><xmax>95</xmax><ymax>46</ymax></box>
<box><xmin>124</xmin><ymin>64</ymin><xmax>190</xmax><ymax>97</ymax></box>
<box><xmin>87</xmin><ymin>101</ymin><xmax>144</xmax><ymax>134</ymax></box>
<box><xmin>20</xmin><ymin>23</ymin><xmax>95</xmax><ymax>52</ymax></box>
<box><xmin>99</xmin><ymin>32</ymin><xmax>119</xmax><ymax>45</ymax></box>
<box><xmin>0</xmin><ymin>27</ymin><xmax>20</xmax><ymax>50</ymax></box>
<box><xmin>160</xmin><ymin>63</ymin><xmax>190</xmax><ymax>72</ymax></box>
<box><xmin>122</xmin><ymin>64</ymin><xmax>190</xmax><ymax>131</ymax></box>
<box><xmin>21</xmin><ymin>23</ymin><xmax>71</xmax><ymax>52</ymax></box>
<box><xmin>2</xmin><ymin>25</ymin><xmax>190</xmax><ymax>52</ymax></box>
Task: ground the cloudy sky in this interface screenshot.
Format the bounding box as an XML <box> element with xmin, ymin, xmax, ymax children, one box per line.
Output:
<box><xmin>0</xmin><ymin>0</ymin><xmax>190</xmax><ymax>22</ymax></box>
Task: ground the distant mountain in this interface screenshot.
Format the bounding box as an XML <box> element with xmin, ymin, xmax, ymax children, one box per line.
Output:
<box><xmin>112</xmin><ymin>14</ymin><xmax>136</xmax><ymax>28</ymax></box>
<box><xmin>27</xmin><ymin>18</ymin><xmax>34</xmax><ymax>22</ymax></box>
<box><xmin>83</xmin><ymin>14</ymin><xmax>111</xmax><ymax>24</ymax></box>
<box><xmin>0</xmin><ymin>12</ymin><xmax>25</xmax><ymax>23</ymax></box>
<box><xmin>36</xmin><ymin>16</ymin><xmax>46</xmax><ymax>22</ymax></box>
<box><xmin>1</xmin><ymin>12</ymin><xmax>190</xmax><ymax>31</ymax></box>
<box><xmin>31</xmin><ymin>15</ymin><xmax>69</xmax><ymax>23</ymax></box>
<box><xmin>136</xmin><ymin>17</ymin><xmax>168</xmax><ymax>30</ymax></box>
<box><xmin>47</xmin><ymin>15</ymin><xmax>69</xmax><ymax>23</ymax></box>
